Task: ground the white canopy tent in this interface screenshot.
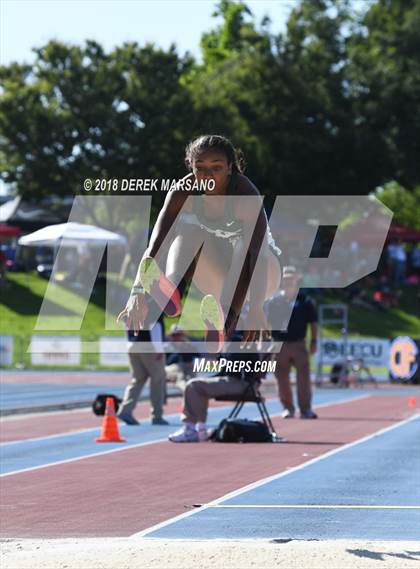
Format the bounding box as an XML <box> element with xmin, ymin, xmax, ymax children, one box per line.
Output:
<box><xmin>18</xmin><ymin>222</ymin><xmax>128</xmax><ymax>281</ymax></box>
<box><xmin>18</xmin><ymin>222</ymin><xmax>127</xmax><ymax>248</ymax></box>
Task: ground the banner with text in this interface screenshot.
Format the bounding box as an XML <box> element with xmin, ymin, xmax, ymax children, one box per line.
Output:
<box><xmin>29</xmin><ymin>336</ymin><xmax>81</xmax><ymax>366</ymax></box>
<box><xmin>318</xmin><ymin>338</ymin><xmax>390</xmax><ymax>367</ymax></box>
<box><xmin>99</xmin><ymin>337</ymin><xmax>129</xmax><ymax>366</ymax></box>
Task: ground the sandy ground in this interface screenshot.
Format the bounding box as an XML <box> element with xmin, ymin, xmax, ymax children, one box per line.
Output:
<box><xmin>1</xmin><ymin>538</ymin><xmax>419</xmax><ymax>569</ymax></box>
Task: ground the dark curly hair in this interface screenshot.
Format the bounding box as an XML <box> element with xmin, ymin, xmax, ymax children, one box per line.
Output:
<box><xmin>185</xmin><ymin>134</ymin><xmax>245</xmax><ymax>173</ymax></box>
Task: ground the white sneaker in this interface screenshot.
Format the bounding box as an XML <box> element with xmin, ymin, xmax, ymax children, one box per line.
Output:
<box><xmin>281</xmin><ymin>408</ymin><xmax>295</xmax><ymax>419</ymax></box>
<box><xmin>197</xmin><ymin>428</ymin><xmax>209</xmax><ymax>442</ymax></box>
<box><xmin>168</xmin><ymin>427</ymin><xmax>199</xmax><ymax>443</ymax></box>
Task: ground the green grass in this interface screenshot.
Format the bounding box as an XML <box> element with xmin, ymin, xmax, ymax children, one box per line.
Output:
<box><xmin>0</xmin><ymin>272</ymin><xmax>202</xmax><ymax>368</ymax></box>
<box><xmin>314</xmin><ymin>286</ymin><xmax>420</xmax><ymax>339</ymax></box>
<box><xmin>0</xmin><ymin>272</ymin><xmax>123</xmax><ymax>367</ymax></box>
<box><xmin>1</xmin><ymin>273</ymin><xmax>115</xmax><ymax>337</ymax></box>
<box><xmin>1</xmin><ymin>272</ymin><xmax>419</xmax><ymax>368</ymax></box>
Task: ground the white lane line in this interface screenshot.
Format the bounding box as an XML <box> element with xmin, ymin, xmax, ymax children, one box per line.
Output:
<box><xmin>0</xmin><ymin>437</ymin><xmax>169</xmax><ymax>478</ymax></box>
<box><xmin>0</xmin><ymin>394</ymin><xmax>370</xmax><ymax>476</ymax></box>
<box><xmin>132</xmin><ymin>412</ymin><xmax>420</xmax><ymax>538</ymax></box>
<box><xmin>1</xmin><ymin>427</ymin><xmax>100</xmax><ymax>445</ymax></box>
<box><xmin>207</xmin><ymin>504</ymin><xmax>420</xmax><ymax>510</ymax></box>
<box><xmin>0</xmin><ymin>407</ymin><xmax>92</xmax><ymax>422</ymax></box>
<box><xmin>1</xmin><ymin>393</ymin><xmax>370</xmax><ymax>446</ymax></box>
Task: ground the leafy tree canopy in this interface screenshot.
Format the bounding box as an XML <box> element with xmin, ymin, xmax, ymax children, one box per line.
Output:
<box><xmin>0</xmin><ymin>40</ymin><xmax>194</xmax><ymax>202</ymax></box>
<box><xmin>376</xmin><ymin>182</ymin><xmax>420</xmax><ymax>229</ymax></box>
<box><xmin>1</xmin><ymin>0</ymin><xmax>419</xmax><ymax>215</ymax></box>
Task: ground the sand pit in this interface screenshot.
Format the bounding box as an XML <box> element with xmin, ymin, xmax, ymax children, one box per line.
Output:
<box><xmin>1</xmin><ymin>538</ymin><xmax>419</xmax><ymax>569</ymax></box>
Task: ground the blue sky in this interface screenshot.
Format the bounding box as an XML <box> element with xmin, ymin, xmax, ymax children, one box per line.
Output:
<box><xmin>1</xmin><ymin>0</ymin><xmax>296</xmax><ymax>65</ymax></box>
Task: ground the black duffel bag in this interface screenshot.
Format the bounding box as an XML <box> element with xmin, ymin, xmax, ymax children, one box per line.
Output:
<box><xmin>211</xmin><ymin>418</ymin><xmax>273</xmax><ymax>443</ymax></box>
<box><xmin>92</xmin><ymin>393</ymin><xmax>122</xmax><ymax>416</ymax></box>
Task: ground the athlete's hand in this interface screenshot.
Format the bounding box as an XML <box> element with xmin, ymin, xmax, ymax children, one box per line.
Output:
<box><xmin>241</xmin><ymin>309</ymin><xmax>271</xmax><ymax>347</ymax></box>
<box><xmin>117</xmin><ymin>293</ymin><xmax>148</xmax><ymax>335</ymax></box>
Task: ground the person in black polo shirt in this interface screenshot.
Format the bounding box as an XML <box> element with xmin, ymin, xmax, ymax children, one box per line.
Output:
<box><xmin>266</xmin><ymin>267</ymin><xmax>318</xmax><ymax>419</ymax></box>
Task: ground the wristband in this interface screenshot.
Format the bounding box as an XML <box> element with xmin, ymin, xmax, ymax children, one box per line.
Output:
<box><xmin>130</xmin><ymin>285</ymin><xmax>145</xmax><ymax>296</ymax></box>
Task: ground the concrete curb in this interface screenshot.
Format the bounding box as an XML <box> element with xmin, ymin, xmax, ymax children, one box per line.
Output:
<box><xmin>0</xmin><ymin>390</ymin><xmax>182</xmax><ymax>417</ymax></box>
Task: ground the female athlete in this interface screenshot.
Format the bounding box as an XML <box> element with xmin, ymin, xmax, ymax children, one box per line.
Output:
<box><xmin>118</xmin><ymin>134</ymin><xmax>283</xmax><ymax>350</ymax></box>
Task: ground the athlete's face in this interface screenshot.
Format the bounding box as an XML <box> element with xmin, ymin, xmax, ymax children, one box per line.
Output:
<box><xmin>192</xmin><ymin>150</ymin><xmax>232</xmax><ymax>192</ymax></box>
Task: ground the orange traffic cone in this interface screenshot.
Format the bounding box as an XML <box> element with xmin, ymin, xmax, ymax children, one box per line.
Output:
<box><xmin>95</xmin><ymin>397</ymin><xmax>127</xmax><ymax>442</ymax></box>
<box><xmin>408</xmin><ymin>396</ymin><xmax>417</xmax><ymax>409</ymax></box>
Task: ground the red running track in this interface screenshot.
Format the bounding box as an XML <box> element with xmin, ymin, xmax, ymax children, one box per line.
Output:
<box><xmin>0</xmin><ymin>384</ymin><xmax>409</xmax><ymax>443</ymax></box>
<box><xmin>0</xmin><ymin>399</ymin><xmax>183</xmax><ymax>443</ymax></box>
<box><xmin>0</xmin><ymin>395</ymin><xmax>416</xmax><ymax>538</ymax></box>
<box><xmin>0</xmin><ymin>398</ymin><xmax>233</xmax><ymax>443</ymax></box>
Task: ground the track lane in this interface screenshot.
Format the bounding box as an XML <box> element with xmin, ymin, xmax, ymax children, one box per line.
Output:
<box><xmin>1</xmin><ymin>393</ymin><xmax>369</xmax><ymax>475</ymax></box>
<box><xmin>0</xmin><ymin>394</ymin><xmax>415</xmax><ymax>538</ymax></box>
<box><xmin>142</xmin><ymin>415</ymin><xmax>420</xmax><ymax>541</ymax></box>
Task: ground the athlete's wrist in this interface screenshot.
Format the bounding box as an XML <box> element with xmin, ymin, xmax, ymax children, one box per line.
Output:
<box><xmin>131</xmin><ymin>285</ymin><xmax>145</xmax><ymax>296</ymax></box>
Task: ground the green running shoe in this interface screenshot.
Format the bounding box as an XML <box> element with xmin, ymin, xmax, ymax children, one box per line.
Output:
<box><xmin>139</xmin><ymin>256</ymin><xmax>181</xmax><ymax>317</ymax></box>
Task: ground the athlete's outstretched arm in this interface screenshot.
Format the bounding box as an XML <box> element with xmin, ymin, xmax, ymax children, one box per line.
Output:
<box><xmin>132</xmin><ymin>180</ymin><xmax>190</xmax><ymax>286</ymax></box>
<box><xmin>118</xmin><ymin>179</ymin><xmax>190</xmax><ymax>331</ymax></box>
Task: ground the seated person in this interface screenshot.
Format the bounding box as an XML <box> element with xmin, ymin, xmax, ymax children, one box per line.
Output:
<box><xmin>0</xmin><ymin>249</ymin><xmax>7</xmax><ymax>281</ymax></box>
<box><xmin>165</xmin><ymin>324</ymin><xmax>199</xmax><ymax>392</ymax></box>
<box><xmin>168</xmin><ymin>337</ymin><xmax>266</xmax><ymax>443</ymax></box>
<box><xmin>372</xmin><ymin>275</ymin><xmax>398</xmax><ymax>309</ymax></box>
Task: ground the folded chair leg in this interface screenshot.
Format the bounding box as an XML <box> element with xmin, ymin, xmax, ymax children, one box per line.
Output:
<box><xmin>257</xmin><ymin>400</ymin><xmax>279</xmax><ymax>440</ymax></box>
<box><xmin>230</xmin><ymin>401</ymin><xmax>244</xmax><ymax>418</ymax></box>
<box><xmin>229</xmin><ymin>382</ymin><xmax>254</xmax><ymax>419</ymax></box>
<box><xmin>222</xmin><ymin>382</ymin><xmax>285</xmax><ymax>442</ymax></box>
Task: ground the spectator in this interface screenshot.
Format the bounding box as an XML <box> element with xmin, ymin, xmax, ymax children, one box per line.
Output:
<box><xmin>266</xmin><ymin>266</ymin><xmax>318</xmax><ymax>419</ymax></box>
<box><xmin>373</xmin><ymin>275</ymin><xmax>398</xmax><ymax>309</ymax></box>
<box><xmin>387</xmin><ymin>240</ymin><xmax>407</xmax><ymax>287</ymax></box>
<box><xmin>165</xmin><ymin>324</ymin><xmax>198</xmax><ymax>392</ymax></box>
<box><xmin>117</xmin><ymin>301</ymin><xmax>169</xmax><ymax>426</ymax></box>
<box><xmin>168</xmin><ymin>340</ymin><xmax>263</xmax><ymax>442</ymax></box>
<box><xmin>409</xmin><ymin>244</ymin><xmax>420</xmax><ymax>277</ymax></box>
<box><xmin>0</xmin><ymin>249</ymin><xmax>7</xmax><ymax>282</ymax></box>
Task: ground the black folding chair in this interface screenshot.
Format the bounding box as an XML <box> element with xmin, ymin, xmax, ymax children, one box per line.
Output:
<box><xmin>215</xmin><ymin>377</ymin><xmax>282</xmax><ymax>442</ymax></box>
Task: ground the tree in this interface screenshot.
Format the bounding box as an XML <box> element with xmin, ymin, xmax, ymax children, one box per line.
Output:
<box><xmin>188</xmin><ymin>0</ymin><xmax>389</xmax><ymax>197</ymax></box>
<box><xmin>200</xmin><ymin>0</ymin><xmax>270</xmax><ymax>67</ymax></box>
<box><xmin>185</xmin><ymin>1</ymin><xmax>280</xmax><ymax>195</ymax></box>
<box><xmin>261</xmin><ymin>0</ymin><xmax>391</xmax><ymax>196</ymax></box>
<box><xmin>2</xmin><ymin>0</ymin><xmax>418</xmax><ymax>213</ymax></box>
<box><xmin>0</xmin><ymin>40</ymin><xmax>194</xmax><ymax>211</ymax></box>
<box><xmin>376</xmin><ymin>182</ymin><xmax>420</xmax><ymax>229</ymax></box>
<box><xmin>347</xmin><ymin>0</ymin><xmax>420</xmax><ymax>190</ymax></box>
